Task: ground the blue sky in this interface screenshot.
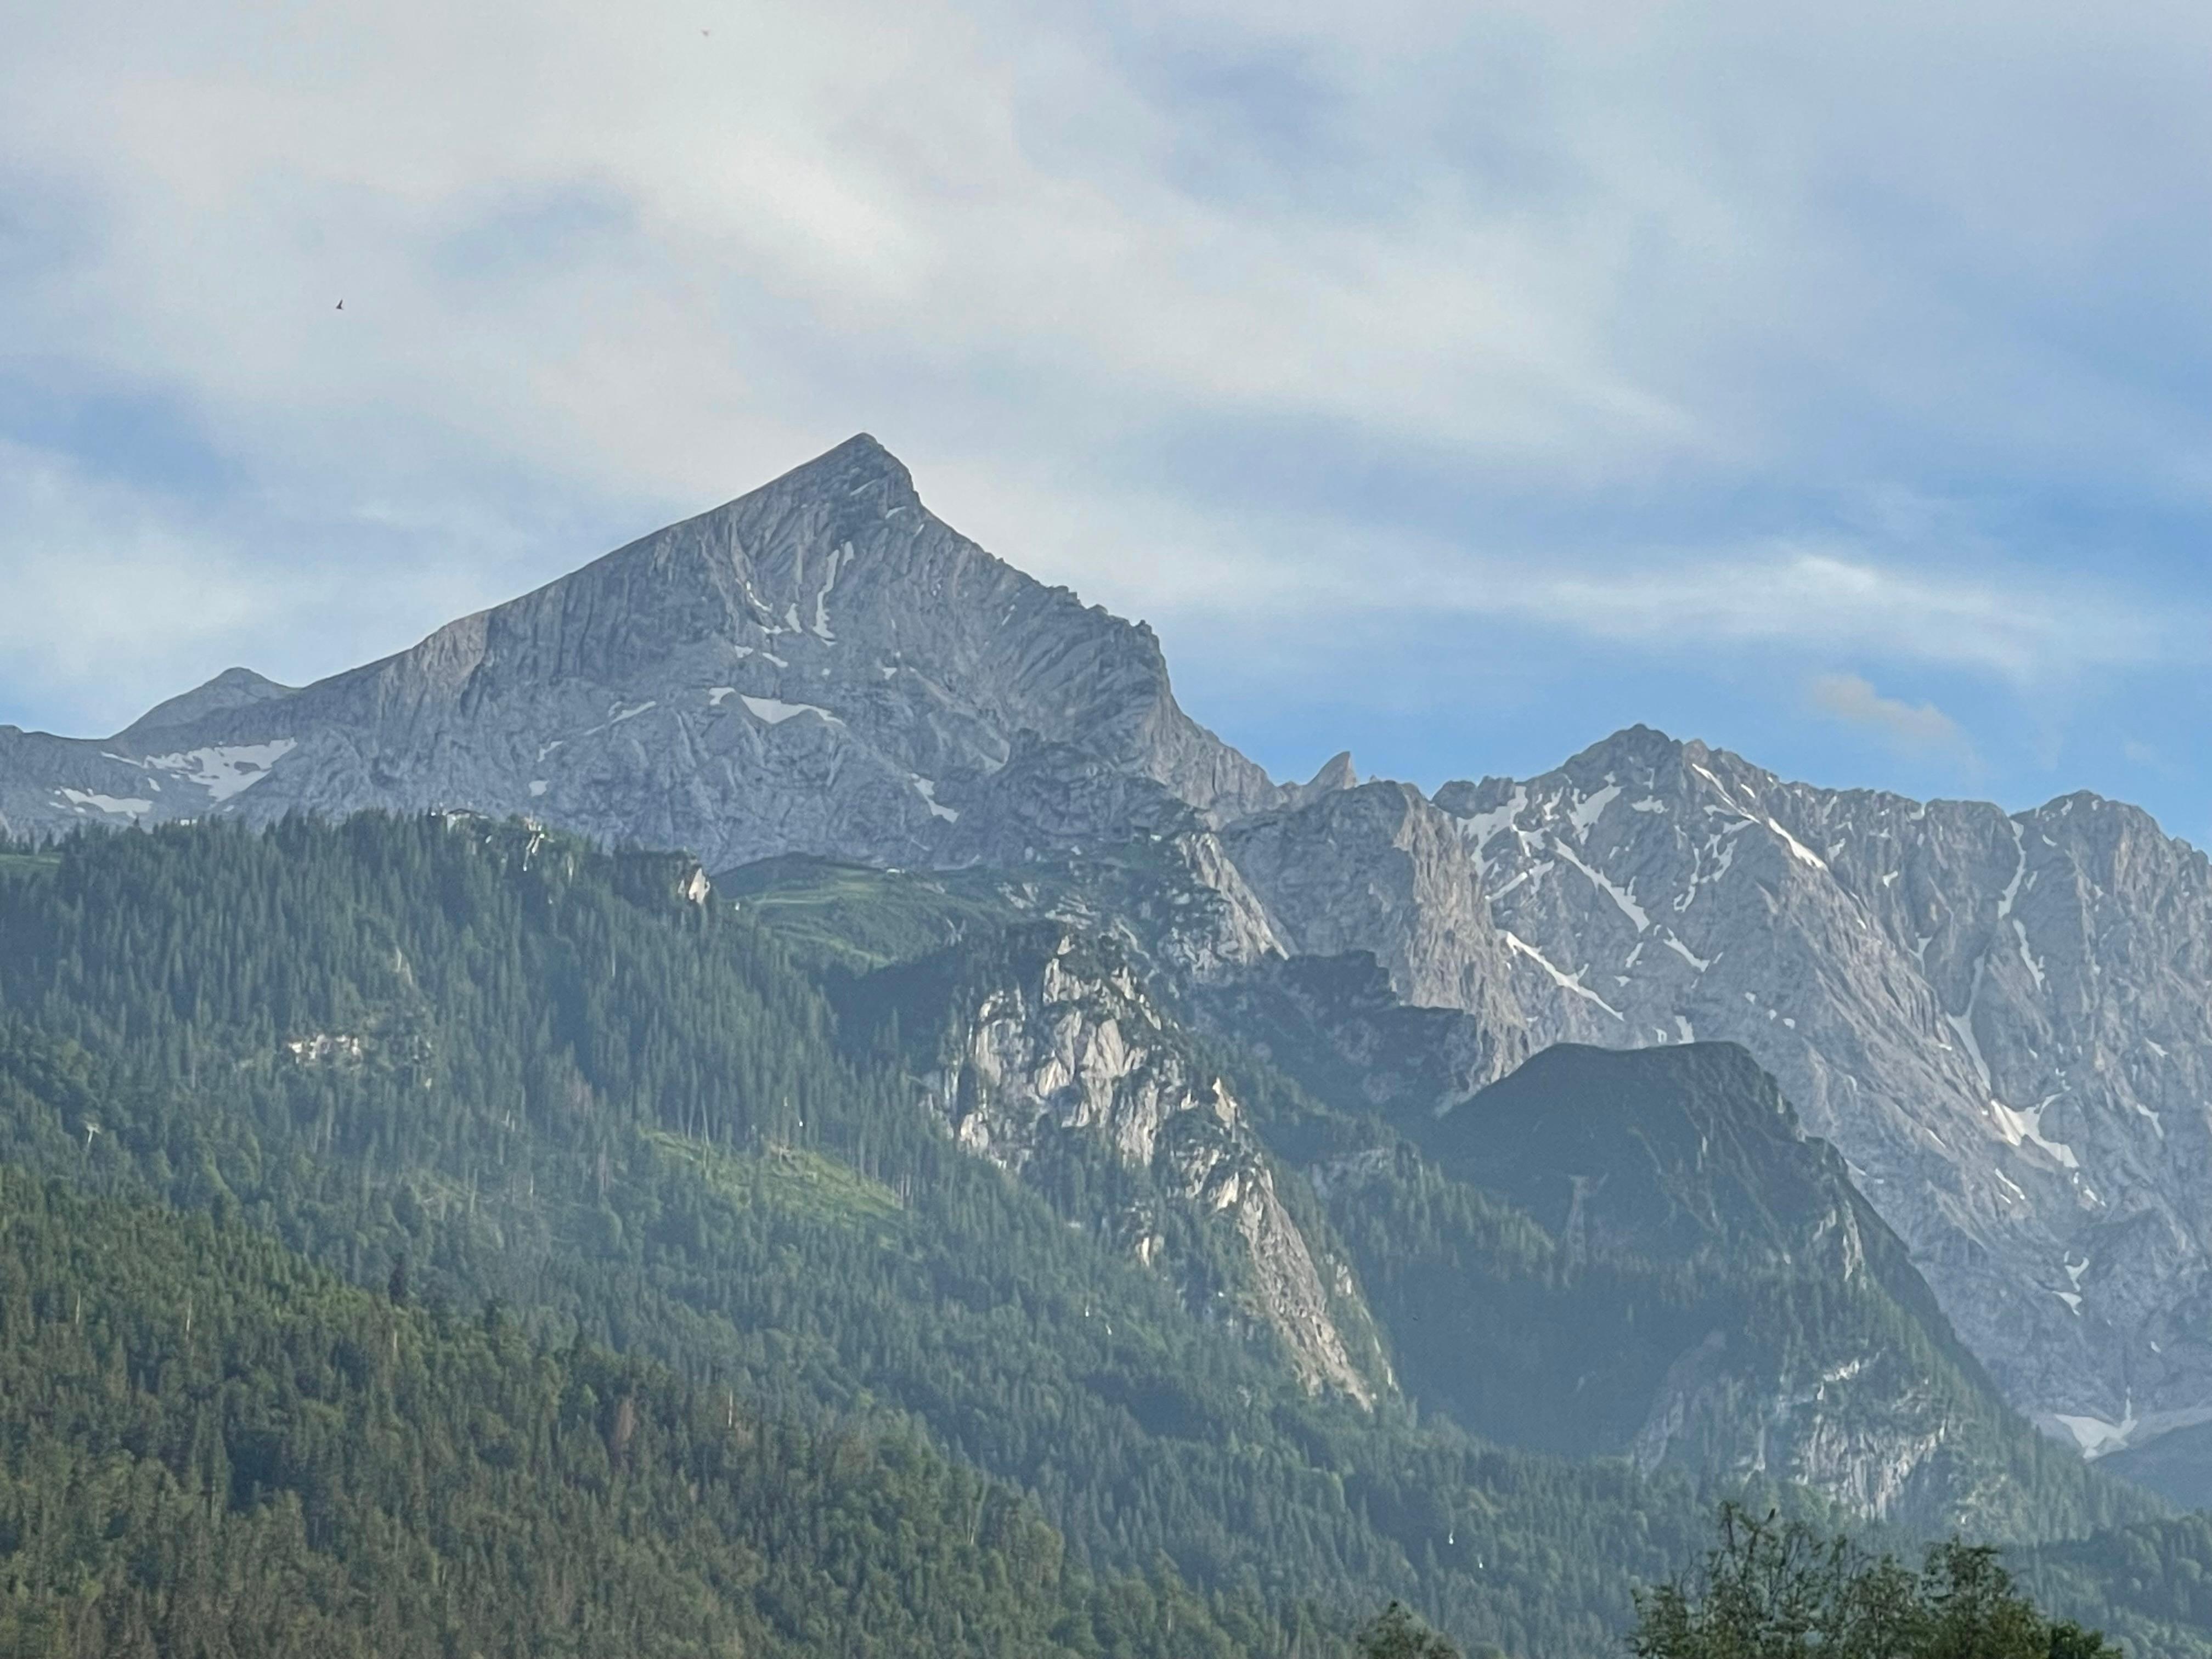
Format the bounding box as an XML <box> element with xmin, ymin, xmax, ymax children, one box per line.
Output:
<box><xmin>3</xmin><ymin>2</ymin><xmax>2210</xmax><ymax>833</ymax></box>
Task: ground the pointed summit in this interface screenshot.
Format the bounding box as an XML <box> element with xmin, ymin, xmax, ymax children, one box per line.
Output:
<box><xmin>1287</xmin><ymin>751</ymin><xmax>1357</xmax><ymax>808</ymax></box>
<box><xmin>5</xmin><ymin>433</ymin><xmax>1279</xmax><ymax>869</ymax></box>
<box><xmin>751</xmin><ymin>432</ymin><xmax>920</xmax><ymax>516</ymax></box>
<box><xmin>115</xmin><ymin>666</ymin><xmax>296</xmax><ymax>742</ymax></box>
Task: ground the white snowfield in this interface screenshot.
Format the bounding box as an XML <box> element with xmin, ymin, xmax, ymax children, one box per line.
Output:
<box><xmin>145</xmin><ymin>741</ymin><xmax>298</xmax><ymax>801</ymax></box>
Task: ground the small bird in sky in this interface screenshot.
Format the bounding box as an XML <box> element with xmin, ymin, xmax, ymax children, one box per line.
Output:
<box><xmin>335</xmin><ymin>299</ymin><xmax>344</xmax><ymax>310</ymax></box>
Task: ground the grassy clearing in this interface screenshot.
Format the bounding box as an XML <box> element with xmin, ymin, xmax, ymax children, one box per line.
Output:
<box><xmin>648</xmin><ymin>1129</ymin><xmax>905</xmax><ymax>1228</ymax></box>
<box><xmin>718</xmin><ymin>856</ymin><xmax>1023</xmax><ymax>971</ymax></box>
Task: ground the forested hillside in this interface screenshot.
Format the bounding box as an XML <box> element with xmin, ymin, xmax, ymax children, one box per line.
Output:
<box><xmin>0</xmin><ymin>817</ymin><xmax>2205</xmax><ymax>1657</ymax></box>
<box><xmin>0</xmin><ymin>1166</ymin><xmax>1290</xmax><ymax>1657</ymax></box>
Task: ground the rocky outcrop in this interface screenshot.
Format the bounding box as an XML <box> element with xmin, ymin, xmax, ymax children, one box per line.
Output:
<box><xmin>0</xmin><ymin>436</ymin><xmax>1282</xmax><ymax>869</ymax></box>
<box><xmin>1436</xmin><ymin>725</ymin><xmax>2212</xmax><ymax>1458</ymax></box>
<box><xmin>1218</xmin><ymin>782</ymin><xmax>1530</xmax><ymax>1083</ymax></box>
<box><xmin>927</xmin><ymin>929</ymin><xmax>1378</xmax><ymax>1404</ymax></box>
<box><xmin>1629</xmin><ymin>1332</ymin><xmax>1954</xmax><ymax>1524</ymax></box>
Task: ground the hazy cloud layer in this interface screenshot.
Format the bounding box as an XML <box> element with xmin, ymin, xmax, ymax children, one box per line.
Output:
<box><xmin>3</xmin><ymin>1</ymin><xmax>2208</xmax><ymax>826</ymax></box>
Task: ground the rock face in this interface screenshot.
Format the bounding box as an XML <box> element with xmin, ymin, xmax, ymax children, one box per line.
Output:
<box><xmin>1220</xmin><ymin>782</ymin><xmax>1528</xmax><ymax>1083</ymax></box>
<box><xmin>0</xmin><ymin>436</ymin><xmax>1279</xmax><ymax>868</ymax></box>
<box><xmin>1435</xmin><ymin>725</ymin><xmax>2212</xmax><ymax>1456</ymax></box>
<box><xmin>894</xmin><ymin>926</ymin><xmax>1380</xmax><ymax>1404</ymax></box>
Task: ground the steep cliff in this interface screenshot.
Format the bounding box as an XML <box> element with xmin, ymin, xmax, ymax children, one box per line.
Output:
<box><xmin>836</xmin><ymin>923</ymin><xmax>1385</xmax><ymax>1405</ymax></box>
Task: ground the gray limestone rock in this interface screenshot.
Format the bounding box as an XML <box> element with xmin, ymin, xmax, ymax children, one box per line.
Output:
<box><xmin>15</xmin><ymin>428</ymin><xmax>2212</xmax><ymax>1477</ymax></box>
<box><xmin>1436</xmin><ymin>725</ymin><xmax>2212</xmax><ymax>1459</ymax></box>
<box><xmin>923</xmin><ymin>927</ymin><xmax>1381</xmax><ymax>1404</ymax></box>
<box><xmin>1218</xmin><ymin>781</ymin><xmax>1530</xmax><ymax>1085</ymax></box>
<box><xmin>0</xmin><ymin>436</ymin><xmax>1280</xmax><ymax>868</ymax></box>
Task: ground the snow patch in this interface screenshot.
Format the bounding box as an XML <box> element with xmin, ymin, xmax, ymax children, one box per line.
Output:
<box><xmin>528</xmin><ymin>780</ymin><xmax>548</xmax><ymax>798</ymax></box>
<box><xmin>1567</xmin><ymin>782</ymin><xmax>1622</xmax><ymax>836</ymax></box>
<box><xmin>1990</xmin><ymin>1095</ymin><xmax>2079</xmax><ymax>1169</ymax></box>
<box><xmin>1489</xmin><ymin>859</ymin><xmax>1551</xmax><ymax>900</ymax></box>
<box><xmin>145</xmin><ymin>740</ymin><xmax>297</xmax><ymax>801</ymax></box>
<box><xmin>1451</xmin><ymin>785</ymin><xmax>1526</xmax><ymax>874</ymax></box>
<box><xmin>1504</xmin><ymin>932</ymin><xmax>1624</xmax><ymax>1019</ymax></box>
<box><xmin>741</xmin><ymin>696</ymin><xmax>843</xmax><ymax>727</ymax></box>
<box><xmin>1553</xmin><ymin>840</ymin><xmax>1648</xmax><ymax>930</ymax></box>
<box><xmin>2054</xmin><ymin>1408</ymin><xmax>2136</xmax><ymax>1459</ymax></box>
<box><xmin>707</xmin><ymin>686</ymin><xmax>738</xmax><ymax>706</ymax></box>
<box><xmin>1662</xmin><ymin>935</ymin><xmax>1712</xmax><ymax>972</ymax></box>
<box><xmin>1999</xmin><ymin>822</ymin><xmax>2027</xmax><ymax>919</ymax></box>
<box><xmin>57</xmin><ymin>788</ymin><xmax>154</xmax><ymax>819</ymax></box>
<box><xmin>610</xmin><ymin>699</ymin><xmax>657</xmax><ymax>724</ymax></box>
<box><xmin>1766</xmin><ymin>816</ymin><xmax>1828</xmax><ymax>870</ymax></box>
<box><xmin>812</xmin><ymin>541</ymin><xmax>853</xmax><ymax>641</ymax></box>
<box><xmin>912</xmin><ymin>777</ymin><xmax>958</xmax><ymax>822</ymax></box>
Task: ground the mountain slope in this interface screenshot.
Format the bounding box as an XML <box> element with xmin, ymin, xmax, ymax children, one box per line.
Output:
<box><xmin>9</xmin><ymin>435</ymin><xmax>2212</xmax><ymax>1488</ymax></box>
<box><xmin>1435</xmin><ymin>725</ymin><xmax>2212</xmax><ymax>1461</ymax></box>
<box><xmin>0</xmin><ymin>1162</ymin><xmax>1291</xmax><ymax>1659</ymax></box>
<box><xmin>0</xmin><ymin>436</ymin><xmax>1282</xmax><ymax>866</ymax></box>
<box><xmin>716</xmin><ymin>856</ymin><xmax>2161</xmax><ymax>1542</ymax></box>
<box><xmin>1276</xmin><ymin>1037</ymin><xmax>2156</xmax><ymax>1540</ymax></box>
<box><xmin>0</xmin><ymin>814</ymin><xmax>1775</xmax><ymax>1659</ymax></box>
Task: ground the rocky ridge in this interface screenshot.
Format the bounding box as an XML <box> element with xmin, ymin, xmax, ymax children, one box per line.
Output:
<box><xmin>1435</xmin><ymin>725</ymin><xmax>2212</xmax><ymax>1456</ymax></box>
<box><xmin>0</xmin><ymin>436</ymin><xmax>1282</xmax><ymax>870</ymax></box>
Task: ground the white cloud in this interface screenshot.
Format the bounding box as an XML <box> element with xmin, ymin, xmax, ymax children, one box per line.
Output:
<box><xmin>1806</xmin><ymin>673</ymin><xmax>1974</xmax><ymax>760</ymax></box>
<box><xmin>2</xmin><ymin>0</ymin><xmax>2209</xmax><ymax>735</ymax></box>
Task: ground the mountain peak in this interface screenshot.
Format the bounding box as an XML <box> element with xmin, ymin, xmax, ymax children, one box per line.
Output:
<box><xmin>1286</xmin><ymin>751</ymin><xmax>1357</xmax><ymax>808</ymax></box>
<box><xmin>759</xmin><ymin>432</ymin><xmax>919</xmax><ymax>510</ymax></box>
<box><xmin>114</xmin><ymin>665</ymin><xmax>295</xmax><ymax>742</ymax></box>
<box><xmin>1566</xmin><ymin>723</ymin><xmax>1687</xmax><ymax>773</ymax></box>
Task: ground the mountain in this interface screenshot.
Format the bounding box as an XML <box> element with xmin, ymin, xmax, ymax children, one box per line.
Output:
<box><xmin>0</xmin><ymin>816</ymin><xmax>1758</xmax><ymax>1659</ymax></box>
<box><xmin>2</xmin><ymin>801</ymin><xmax>2205</xmax><ymax>1648</ymax></box>
<box><xmin>723</xmin><ymin>855</ymin><xmax>2158</xmax><ymax>1543</ymax></box>
<box><xmin>1379</xmin><ymin>1042</ymin><xmax>2083</xmax><ymax>1532</ymax></box>
<box><xmin>9</xmin><ymin>435</ymin><xmax>2212</xmax><ymax>1489</ymax></box>
<box><xmin>0</xmin><ymin>435</ymin><xmax>1284</xmax><ymax>867</ymax></box>
<box><xmin>1434</xmin><ymin>725</ymin><xmax>2212</xmax><ymax>1465</ymax></box>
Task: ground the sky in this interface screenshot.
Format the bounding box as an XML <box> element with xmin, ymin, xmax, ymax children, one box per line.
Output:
<box><xmin>4</xmin><ymin>1</ymin><xmax>2211</xmax><ymax>834</ymax></box>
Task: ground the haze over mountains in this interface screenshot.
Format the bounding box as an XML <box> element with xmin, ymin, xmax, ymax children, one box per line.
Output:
<box><xmin>4</xmin><ymin>431</ymin><xmax>2207</xmax><ymax>1490</ymax></box>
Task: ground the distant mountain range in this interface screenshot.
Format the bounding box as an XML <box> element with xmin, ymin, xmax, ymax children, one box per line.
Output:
<box><xmin>6</xmin><ymin>432</ymin><xmax>2208</xmax><ymax>1496</ymax></box>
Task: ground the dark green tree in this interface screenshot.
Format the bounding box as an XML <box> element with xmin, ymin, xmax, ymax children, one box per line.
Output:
<box><xmin>1630</xmin><ymin>1505</ymin><xmax>2118</xmax><ymax>1659</ymax></box>
<box><xmin>1357</xmin><ymin>1601</ymin><xmax>1460</xmax><ymax>1659</ymax></box>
